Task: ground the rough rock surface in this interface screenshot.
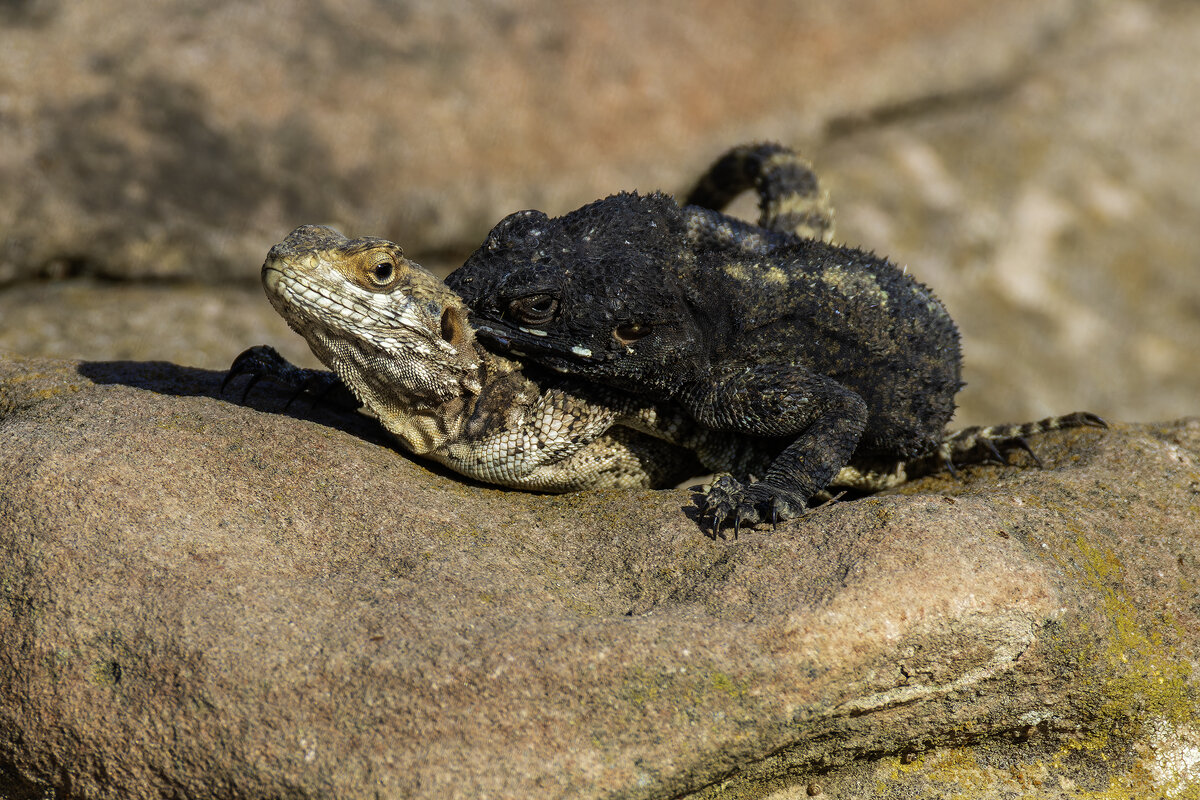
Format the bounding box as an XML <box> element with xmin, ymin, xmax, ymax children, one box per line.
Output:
<box><xmin>1</xmin><ymin>352</ymin><xmax>1197</xmax><ymax>799</ymax></box>
<box><xmin>0</xmin><ymin>0</ymin><xmax>1075</xmax><ymax>283</ymax></box>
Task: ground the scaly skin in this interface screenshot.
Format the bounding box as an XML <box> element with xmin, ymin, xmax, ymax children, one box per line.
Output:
<box><xmin>228</xmin><ymin>225</ymin><xmax>701</xmax><ymax>492</ymax></box>
<box><xmin>446</xmin><ymin>142</ymin><xmax>1107</xmax><ymax>532</ymax></box>
<box><xmin>228</xmin><ymin>224</ymin><xmax>1104</xmax><ymax>538</ymax></box>
<box><xmin>228</xmin><ymin>147</ymin><xmax>1105</xmax><ymax>537</ymax></box>
<box><xmin>684</xmin><ymin>141</ymin><xmax>835</xmax><ymax>244</ymax></box>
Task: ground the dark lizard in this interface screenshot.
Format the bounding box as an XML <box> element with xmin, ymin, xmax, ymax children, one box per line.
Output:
<box><xmin>444</xmin><ymin>142</ymin><xmax>1106</xmax><ymax>532</ymax></box>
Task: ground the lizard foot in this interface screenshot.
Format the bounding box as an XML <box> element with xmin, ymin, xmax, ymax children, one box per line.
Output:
<box><xmin>937</xmin><ymin>411</ymin><xmax>1108</xmax><ymax>473</ymax></box>
<box><xmin>702</xmin><ymin>474</ymin><xmax>808</xmax><ymax>538</ymax></box>
<box><xmin>222</xmin><ymin>345</ymin><xmax>357</xmax><ymax>410</ymax></box>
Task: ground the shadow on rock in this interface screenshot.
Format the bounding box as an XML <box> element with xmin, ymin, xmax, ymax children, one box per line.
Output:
<box><xmin>75</xmin><ymin>358</ymin><xmax>394</xmax><ymax>449</ymax></box>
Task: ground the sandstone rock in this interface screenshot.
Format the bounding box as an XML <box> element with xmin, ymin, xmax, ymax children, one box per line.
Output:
<box><xmin>0</xmin><ymin>280</ymin><xmax>319</xmax><ymax>372</ymax></box>
<box><xmin>817</xmin><ymin>0</ymin><xmax>1200</xmax><ymax>428</ymax></box>
<box><xmin>1</xmin><ymin>351</ymin><xmax>1196</xmax><ymax>798</ymax></box>
<box><xmin>0</xmin><ymin>0</ymin><xmax>1079</xmax><ymax>285</ymax></box>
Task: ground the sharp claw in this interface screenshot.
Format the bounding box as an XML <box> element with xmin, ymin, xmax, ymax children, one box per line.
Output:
<box><xmin>983</xmin><ymin>438</ymin><xmax>1007</xmax><ymax>464</ymax></box>
<box><xmin>1082</xmin><ymin>413</ymin><xmax>1108</xmax><ymax>429</ymax></box>
<box><xmin>219</xmin><ymin>371</ymin><xmax>238</xmax><ymax>394</ymax></box>
<box><xmin>1013</xmin><ymin>437</ymin><xmax>1044</xmax><ymax>468</ymax></box>
<box><xmin>943</xmin><ymin>457</ymin><xmax>960</xmax><ymax>479</ymax></box>
<box><xmin>239</xmin><ymin>374</ymin><xmax>264</xmax><ymax>404</ymax></box>
<box><xmin>703</xmin><ymin>505</ymin><xmax>722</xmax><ymax>540</ymax></box>
<box><xmin>285</xmin><ymin>379</ymin><xmax>316</xmax><ymax>410</ymax></box>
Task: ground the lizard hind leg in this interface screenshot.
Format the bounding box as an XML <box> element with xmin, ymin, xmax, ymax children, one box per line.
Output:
<box><xmin>917</xmin><ymin>411</ymin><xmax>1107</xmax><ymax>477</ymax></box>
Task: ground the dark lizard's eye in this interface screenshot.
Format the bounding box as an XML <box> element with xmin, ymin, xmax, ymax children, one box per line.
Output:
<box><xmin>613</xmin><ymin>322</ymin><xmax>652</xmax><ymax>346</ymax></box>
<box><xmin>369</xmin><ymin>258</ymin><xmax>395</xmax><ymax>287</ymax></box>
<box><xmin>506</xmin><ymin>294</ymin><xmax>559</xmax><ymax>326</ymax></box>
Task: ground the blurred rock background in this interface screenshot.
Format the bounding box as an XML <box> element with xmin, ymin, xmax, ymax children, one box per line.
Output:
<box><xmin>1</xmin><ymin>0</ymin><xmax>1196</xmax><ymax>426</ymax></box>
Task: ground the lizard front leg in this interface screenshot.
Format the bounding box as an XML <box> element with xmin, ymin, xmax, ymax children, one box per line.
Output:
<box><xmin>223</xmin><ymin>345</ymin><xmax>360</xmax><ymax>411</ymax></box>
<box><xmin>675</xmin><ymin>365</ymin><xmax>869</xmax><ymax>535</ymax></box>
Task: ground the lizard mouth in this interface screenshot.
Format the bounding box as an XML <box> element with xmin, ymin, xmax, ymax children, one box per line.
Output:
<box><xmin>474</xmin><ymin>322</ymin><xmax>601</xmax><ymax>365</ymax></box>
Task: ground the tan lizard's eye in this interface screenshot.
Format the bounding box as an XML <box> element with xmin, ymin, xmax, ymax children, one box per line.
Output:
<box><xmin>507</xmin><ymin>294</ymin><xmax>558</xmax><ymax>326</ymax></box>
<box><xmin>613</xmin><ymin>322</ymin><xmax>652</xmax><ymax>346</ymax></box>
<box><xmin>368</xmin><ymin>258</ymin><xmax>395</xmax><ymax>287</ymax></box>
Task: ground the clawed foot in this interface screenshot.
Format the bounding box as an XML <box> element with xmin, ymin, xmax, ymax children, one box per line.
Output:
<box><xmin>222</xmin><ymin>345</ymin><xmax>357</xmax><ymax>410</ymax></box>
<box><xmin>700</xmin><ymin>474</ymin><xmax>809</xmax><ymax>539</ymax></box>
<box><xmin>939</xmin><ymin>411</ymin><xmax>1108</xmax><ymax>474</ymax></box>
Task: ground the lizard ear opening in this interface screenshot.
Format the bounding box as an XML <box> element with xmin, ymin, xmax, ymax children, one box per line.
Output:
<box><xmin>613</xmin><ymin>322</ymin><xmax>653</xmax><ymax>346</ymax></box>
<box><xmin>439</xmin><ymin>306</ymin><xmax>469</xmax><ymax>349</ymax></box>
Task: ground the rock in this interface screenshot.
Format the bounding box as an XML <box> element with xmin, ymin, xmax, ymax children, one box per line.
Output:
<box><xmin>1</xmin><ymin>351</ymin><xmax>1197</xmax><ymax>799</ymax></box>
<box><xmin>0</xmin><ymin>280</ymin><xmax>319</xmax><ymax>372</ymax></box>
<box><xmin>0</xmin><ymin>0</ymin><xmax>1079</xmax><ymax>285</ymax></box>
<box><xmin>4</xmin><ymin>1</ymin><xmax>1200</xmax><ymax>791</ymax></box>
<box><xmin>817</xmin><ymin>0</ymin><xmax>1200</xmax><ymax>428</ymax></box>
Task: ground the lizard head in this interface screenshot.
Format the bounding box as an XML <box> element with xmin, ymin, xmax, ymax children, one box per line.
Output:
<box><xmin>262</xmin><ymin>225</ymin><xmax>482</xmax><ymax>406</ymax></box>
<box><xmin>446</xmin><ymin>192</ymin><xmax>706</xmax><ymax>390</ymax></box>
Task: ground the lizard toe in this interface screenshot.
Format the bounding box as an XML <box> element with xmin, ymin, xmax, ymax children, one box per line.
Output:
<box><xmin>740</xmin><ymin>483</ymin><xmax>808</xmax><ymax>528</ymax></box>
<box><xmin>702</xmin><ymin>474</ymin><xmax>746</xmax><ymax>538</ymax></box>
<box><xmin>702</xmin><ymin>476</ymin><xmax>810</xmax><ymax>535</ymax></box>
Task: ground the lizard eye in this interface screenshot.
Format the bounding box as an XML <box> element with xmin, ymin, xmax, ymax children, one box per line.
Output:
<box><xmin>613</xmin><ymin>322</ymin><xmax>652</xmax><ymax>346</ymax></box>
<box><xmin>369</xmin><ymin>258</ymin><xmax>395</xmax><ymax>287</ymax></box>
<box><xmin>506</xmin><ymin>294</ymin><xmax>559</xmax><ymax>326</ymax></box>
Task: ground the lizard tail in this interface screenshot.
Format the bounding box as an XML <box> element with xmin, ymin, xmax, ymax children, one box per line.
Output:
<box><xmin>929</xmin><ymin>411</ymin><xmax>1107</xmax><ymax>476</ymax></box>
<box><xmin>683</xmin><ymin>142</ymin><xmax>836</xmax><ymax>243</ymax></box>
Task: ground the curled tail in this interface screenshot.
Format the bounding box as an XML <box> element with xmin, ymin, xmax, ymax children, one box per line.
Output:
<box><xmin>684</xmin><ymin>142</ymin><xmax>835</xmax><ymax>242</ymax></box>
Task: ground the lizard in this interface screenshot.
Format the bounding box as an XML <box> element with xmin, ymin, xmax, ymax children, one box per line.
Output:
<box><xmin>227</xmin><ymin>221</ymin><xmax>1100</xmax><ymax>537</ymax></box>
<box><xmin>444</xmin><ymin>142</ymin><xmax>1106</xmax><ymax>531</ymax></box>
<box><xmin>223</xmin><ymin>145</ymin><xmax>845</xmax><ymax>505</ymax></box>
<box><xmin>224</xmin><ymin>224</ymin><xmax>706</xmax><ymax>493</ymax></box>
<box><xmin>230</xmin><ymin>225</ymin><xmax>938</xmax><ymax>508</ymax></box>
